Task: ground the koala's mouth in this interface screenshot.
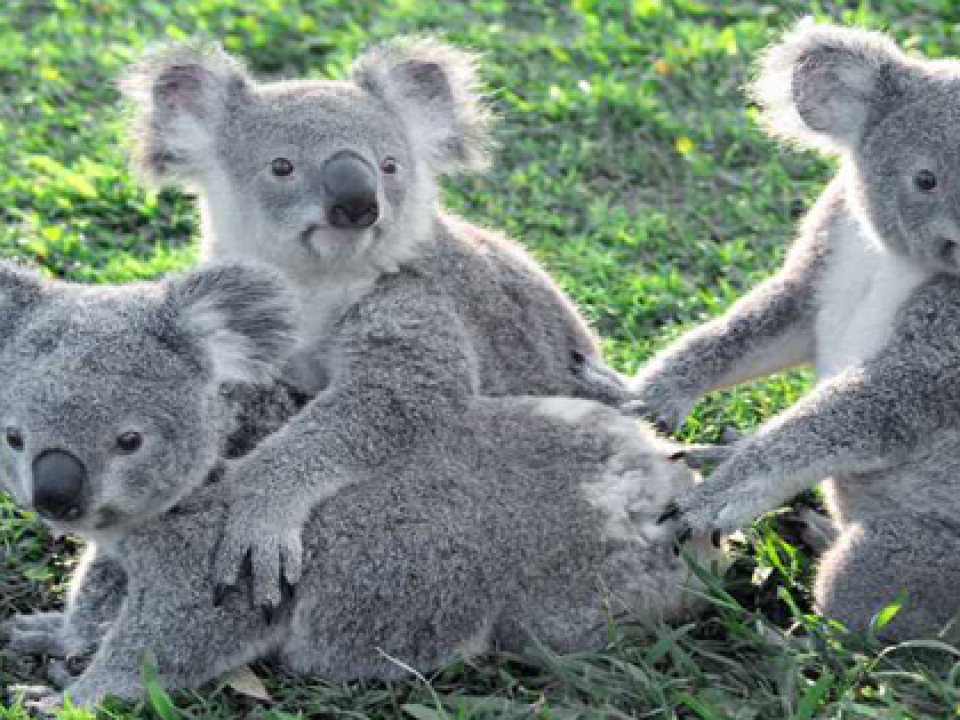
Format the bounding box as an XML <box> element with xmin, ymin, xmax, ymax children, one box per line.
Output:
<box><xmin>300</xmin><ymin>224</ymin><xmax>381</xmax><ymax>253</ymax></box>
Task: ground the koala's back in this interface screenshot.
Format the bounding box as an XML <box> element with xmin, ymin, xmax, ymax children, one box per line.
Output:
<box><xmin>118</xmin><ymin>396</ymin><xmax>703</xmax><ymax>680</ymax></box>
<box><xmin>290</xmin><ymin>398</ymin><xmax>701</xmax><ymax>669</ymax></box>
<box><xmin>433</xmin><ymin>214</ymin><xmax>602</xmax><ymax>397</ymax></box>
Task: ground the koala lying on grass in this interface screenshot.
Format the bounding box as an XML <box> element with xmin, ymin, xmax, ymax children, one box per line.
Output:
<box><xmin>582</xmin><ymin>19</ymin><xmax>960</xmax><ymax>641</ymax></box>
<box><xmin>0</xmin><ymin>261</ymin><xmax>718</xmax><ymax>711</ymax></box>
<box><xmin>121</xmin><ymin>37</ymin><xmax>634</xmax><ymax>608</ymax></box>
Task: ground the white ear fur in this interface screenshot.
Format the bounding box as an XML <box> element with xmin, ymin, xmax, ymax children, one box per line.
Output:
<box><xmin>166</xmin><ymin>262</ymin><xmax>297</xmax><ymax>385</ymax></box>
<box><xmin>352</xmin><ymin>37</ymin><xmax>494</xmax><ymax>173</ymax></box>
<box><xmin>121</xmin><ymin>42</ymin><xmax>251</xmax><ymax>185</ymax></box>
<box><xmin>752</xmin><ymin>18</ymin><xmax>910</xmax><ymax>152</ymax></box>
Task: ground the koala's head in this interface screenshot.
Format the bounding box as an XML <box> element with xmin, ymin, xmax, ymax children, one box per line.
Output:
<box><xmin>754</xmin><ymin>19</ymin><xmax>960</xmax><ymax>274</ymax></box>
<box><xmin>122</xmin><ymin>39</ymin><xmax>492</xmax><ymax>280</ymax></box>
<box><xmin>0</xmin><ymin>261</ymin><xmax>294</xmax><ymax>539</ymax></box>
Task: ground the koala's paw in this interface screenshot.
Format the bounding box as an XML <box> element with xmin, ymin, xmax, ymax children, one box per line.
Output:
<box><xmin>213</xmin><ymin>497</ymin><xmax>302</xmax><ymax>616</ymax></box>
<box><xmin>2</xmin><ymin>613</ymin><xmax>67</xmax><ymax>657</ymax></box>
<box><xmin>568</xmin><ymin>351</ymin><xmax>635</xmax><ymax>406</ymax></box>
<box><xmin>7</xmin><ymin>685</ymin><xmax>64</xmax><ymax>716</ymax></box>
<box><xmin>657</xmin><ymin>474</ymin><xmax>770</xmax><ymax>544</ymax></box>
<box><xmin>620</xmin><ymin>380</ymin><xmax>694</xmax><ymax>435</ymax></box>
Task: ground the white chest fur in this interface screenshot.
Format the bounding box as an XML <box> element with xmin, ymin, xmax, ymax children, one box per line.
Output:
<box><xmin>284</xmin><ymin>275</ymin><xmax>377</xmax><ymax>391</ymax></box>
<box><xmin>815</xmin><ymin>220</ymin><xmax>928</xmax><ymax>380</ymax></box>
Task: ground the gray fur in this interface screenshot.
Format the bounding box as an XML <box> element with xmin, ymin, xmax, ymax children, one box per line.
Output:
<box><xmin>120</xmin><ymin>38</ymin><xmax>627</xmax><ymax>605</ymax></box>
<box><xmin>600</xmin><ymin>19</ymin><xmax>960</xmax><ymax>641</ymax></box>
<box><xmin>0</xmin><ymin>264</ymin><xmax>717</xmax><ymax>710</ymax></box>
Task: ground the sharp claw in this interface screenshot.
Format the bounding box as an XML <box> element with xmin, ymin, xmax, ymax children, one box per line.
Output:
<box><xmin>652</xmin><ymin>418</ymin><xmax>673</xmax><ymax>435</ymax></box>
<box><xmin>657</xmin><ymin>501</ymin><xmax>680</xmax><ymax>525</ymax></box>
<box><xmin>667</xmin><ymin>450</ymin><xmax>686</xmax><ymax>462</ymax></box>
<box><xmin>212</xmin><ymin>583</ymin><xmax>228</xmax><ymax>607</ymax></box>
<box><xmin>262</xmin><ymin>602</ymin><xmax>278</xmax><ymax>625</ymax></box>
<box><xmin>281</xmin><ymin>576</ymin><xmax>296</xmax><ymax>605</ymax></box>
<box><xmin>711</xmin><ymin>529</ymin><xmax>724</xmax><ymax>548</ymax></box>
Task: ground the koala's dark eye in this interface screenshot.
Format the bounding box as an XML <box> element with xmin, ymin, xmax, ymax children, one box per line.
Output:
<box><xmin>915</xmin><ymin>169</ymin><xmax>938</xmax><ymax>193</ymax></box>
<box><xmin>117</xmin><ymin>432</ymin><xmax>143</xmax><ymax>455</ymax></box>
<box><xmin>380</xmin><ymin>156</ymin><xmax>398</xmax><ymax>175</ymax></box>
<box><xmin>271</xmin><ymin>158</ymin><xmax>295</xmax><ymax>178</ymax></box>
<box><xmin>5</xmin><ymin>428</ymin><xmax>23</xmax><ymax>452</ymax></box>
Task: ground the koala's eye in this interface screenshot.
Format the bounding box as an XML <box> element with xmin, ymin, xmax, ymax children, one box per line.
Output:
<box><xmin>5</xmin><ymin>428</ymin><xmax>23</xmax><ymax>452</ymax></box>
<box><xmin>915</xmin><ymin>169</ymin><xmax>938</xmax><ymax>193</ymax></box>
<box><xmin>271</xmin><ymin>158</ymin><xmax>295</xmax><ymax>178</ymax></box>
<box><xmin>117</xmin><ymin>432</ymin><xmax>143</xmax><ymax>455</ymax></box>
<box><xmin>380</xmin><ymin>156</ymin><xmax>398</xmax><ymax>175</ymax></box>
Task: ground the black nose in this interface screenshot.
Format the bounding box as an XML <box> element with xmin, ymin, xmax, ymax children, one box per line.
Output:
<box><xmin>322</xmin><ymin>151</ymin><xmax>379</xmax><ymax>230</ymax></box>
<box><xmin>32</xmin><ymin>450</ymin><xmax>87</xmax><ymax>521</ymax></box>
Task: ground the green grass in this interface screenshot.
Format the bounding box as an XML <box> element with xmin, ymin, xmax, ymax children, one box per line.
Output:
<box><xmin>4</xmin><ymin>0</ymin><xmax>960</xmax><ymax>717</ymax></box>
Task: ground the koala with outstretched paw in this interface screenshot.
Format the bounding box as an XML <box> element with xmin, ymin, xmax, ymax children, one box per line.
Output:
<box><xmin>120</xmin><ymin>37</ymin><xmax>636</xmax><ymax>608</ymax></box>
<box><xmin>0</xmin><ymin>261</ymin><xmax>718</xmax><ymax>712</ymax></box>
<box><xmin>585</xmin><ymin>19</ymin><xmax>960</xmax><ymax>641</ymax></box>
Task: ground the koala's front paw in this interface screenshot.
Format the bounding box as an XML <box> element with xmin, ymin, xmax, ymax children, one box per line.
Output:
<box><xmin>3</xmin><ymin>612</ymin><xmax>67</xmax><ymax>657</ymax></box>
<box><xmin>568</xmin><ymin>351</ymin><xmax>635</xmax><ymax>406</ymax></box>
<box><xmin>7</xmin><ymin>684</ymin><xmax>65</xmax><ymax>716</ymax></box>
<box><xmin>621</xmin><ymin>380</ymin><xmax>694</xmax><ymax>435</ymax></box>
<box><xmin>657</xmin><ymin>463</ymin><xmax>777</xmax><ymax>541</ymax></box>
<box><xmin>213</xmin><ymin>495</ymin><xmax>302</xmax><ymax>616</ymax></box>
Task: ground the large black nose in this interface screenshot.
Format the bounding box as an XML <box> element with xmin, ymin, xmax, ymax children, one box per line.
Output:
<box><xmin>322</xmin><ymin>151</ymin><xmax>379</xmax><ymax>230</ymax></box>
<box><xmin>32</xmin><ymin>450</ymin><xmax>87</xmax><ymax>521</ymax></box>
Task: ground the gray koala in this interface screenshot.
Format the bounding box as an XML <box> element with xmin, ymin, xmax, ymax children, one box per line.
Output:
<box><xmin>0</xmin><ymin>261</ymin><xmax>717</xmax><ymax>711</ymax></box>
<box><xmin>119</xmin><ymin>37</ymin><xmax>632</xmax><ymax>607</ymax></box>
<box><xmin>579</xmin><ymin>19</ymin><xmax>960</xmax><ymax>641</ymax></box>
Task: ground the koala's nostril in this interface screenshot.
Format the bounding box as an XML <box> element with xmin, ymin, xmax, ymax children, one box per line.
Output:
<box><xmin>329</xmin><ymin>199</ymin><xmax>379</xmax><ymax>229</ymax></box>
<box><xmin>322</xmin><ymin>150</ymin><xmax>379</xmax><ymax>230</ymax></box>
<box><xmin>32</xmin><ymin>450</ymin><xmax>87</xmax><ymax>521</ymax></box>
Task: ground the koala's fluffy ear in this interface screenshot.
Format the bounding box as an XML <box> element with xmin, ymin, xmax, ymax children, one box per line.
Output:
<box><xmin>162</xmin><ymin>262</ymin><xmax>297</xmax><ymax>385</ymax></box>
<box><xmin>0</xmin><ymin>260</ymin><xmax>44</xmax><ymax>343</ymax></box>
<box><xmin>121</xmin><ymin>42</ymin><xmax>252</xmax><ymax>185</ymax></box>
<box><xmin>352</xmin><ymin>37</ymin><xmax>494</xmax><ymax>173</ymax></box>
<box><xmin>752</xmin><ymin>18</ymin><xmax>914</xmax><ymax>152</ymax></box>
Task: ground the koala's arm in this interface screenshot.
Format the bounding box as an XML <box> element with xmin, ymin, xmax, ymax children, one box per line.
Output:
<box><xmin>63</xmin><ymin>547</ymin><xmax>126</xmax><ymax>653</ymax></box>
<box><xmin>632</xmin><ymin>271</ymin><xmax>819</xmax><ymax>430</ymax></box>
<box><xmin>214</xmin><ymin>273</ymin><xmax>476</xmax><ymax>605</ymax></box>
<box><xmin>45</xmin><ymin>551</ymin><xmax>269</xmax><ymax>708</ymax></box>
<box><xmin>4</xmin><ymin>545</ymin><xmax>125</xmax><ymax>660</ymax></box>
<box><xmin>627</xmin><ymin>218</ymin><xmax>829</xmax><ymax>431</ymax></box>
<box><xmin>663</xmin><ymin>349</ymin><xmax>948</xmax><ymax>536</ymax></box>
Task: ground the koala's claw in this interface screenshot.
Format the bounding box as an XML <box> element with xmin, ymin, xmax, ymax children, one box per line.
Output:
<box><xmin>8</xmin><ymin>685</ymin><xmax>63</xmax><ymax>716</ymax></box>
<box><xmin>711</xmin><ymin>529</ymin><xmax>724</xmax><ymax>549</ymax></box>
<box><xmin>212</xmin><ymin>583</ymin><xmax>229</xmax><ymax>608</ymax></box>
<box><xmin>621</xmin><ymin>400</ymin><xmax>677</xmax><ymax>435</ymax></box>
<box><xmin>657</xmin><ymin>501</ymin><xmax>681</xmax><ymax>525</ymax></box>
<box><xmin>3</xmin><ymin>613</ymin><xmax>67</xmax><ymax>657</ymax></box>
<box><xmin>214</xmin><ymin>506</ymin><xmax>305</xmax><ymax>611</ymax></box>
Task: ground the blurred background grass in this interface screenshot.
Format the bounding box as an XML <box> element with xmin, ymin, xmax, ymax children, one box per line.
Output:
<box><xmin>3</xmin><ymin>1</ymin><xmax>960</xmax><ymax>718</ymax></box>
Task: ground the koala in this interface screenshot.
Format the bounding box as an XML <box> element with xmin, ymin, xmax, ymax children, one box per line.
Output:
<box><xmin>576</xmin><ymin>19</ymin><xmax>960</xmax><ymax>641</ymax></box>
<box><xmin>119</xmin><ymin>37</ymin><xmax>634</xmax><ymax>607</ymax></box>
<box><xmin>0</xmin><ymin>261</ymin><xmax>718</xmax><ymax>711</ymax></box>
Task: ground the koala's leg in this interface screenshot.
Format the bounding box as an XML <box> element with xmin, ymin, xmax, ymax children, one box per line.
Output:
<box><xmin>57</xmin><ymin>575</ymin><xmax>284</xmax><ymax>708</ymax></box>
<box><xmin>279</xmin><ymin>527</ymin><xmax>498</xmax><ymax>681</ymax></box>
<box><xmin>815</xmin><ymin>516</ymin><xmax>960</xmax><ymax>642</ymax></box>
<box><xmin>628</xmin><ymin>271</ymin><xmax>819</xmax><ymax>431</ymax></box>
<box><xmin>4</xmin><ymin>546</ymin><xmax>125</xmax><ymax>660</ymax></box>
<box><xmin>661</xmin><ymin>357</ymin><xmax>928</xmax><ymax>536</ymax></box>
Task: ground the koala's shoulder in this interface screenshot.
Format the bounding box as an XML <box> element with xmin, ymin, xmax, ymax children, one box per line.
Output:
<box><xmin>893</xmin><ymin>275</ymin><xmax>960</xmax><ymax>349</ymax></box>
